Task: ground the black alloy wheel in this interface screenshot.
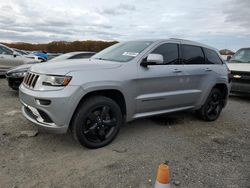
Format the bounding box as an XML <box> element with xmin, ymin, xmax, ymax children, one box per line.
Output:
<box><xmin>83</xmin><ymin>105</ymin><xmax>118</xmax><ymax>143</ymax></box>
<box><xmin>197</xmin><ymin>88</ymin><xmax>224</xmax><ymax>121</ymax></box>
<box><xmin>72</xmin><ymin>96</ymin><xmax>122</xmax><ymax>149</ymax></box>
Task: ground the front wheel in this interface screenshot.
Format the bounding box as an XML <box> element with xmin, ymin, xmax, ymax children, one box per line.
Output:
<box><xmin>197</xmin><ymin>88</ymin><xmax>224</xmax><ymax>121</ymax></box>
<box><xmin>71</xmin><ymin>96</ymin><xmax>122</xmax><ymax>149</ymax></box>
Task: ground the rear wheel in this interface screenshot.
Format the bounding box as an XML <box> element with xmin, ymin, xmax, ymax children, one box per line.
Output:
<box><xmin>71</xmin><ymin>96</ymin><xmax>122</xmax><ymax>149</ymax></box>
<box><xmin>197</xmin><ymin>88</ymin><xmax>224</xmax><ymax>121</ymax></box>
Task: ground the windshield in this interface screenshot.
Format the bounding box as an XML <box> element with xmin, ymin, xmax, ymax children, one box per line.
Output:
<box><xmin>92</xmin><ymin>41</ymin><xmax>153</xmax><ymax>62</ymax></box>
<box><xmin>49</xmin><ymin>53</ymin><xmax>72</xmax><ymax>62</ymax></box>
<box><xmin>230</xmin><ymin>49</ymin><xmax>250</xmax><ymax>63</ymax></box>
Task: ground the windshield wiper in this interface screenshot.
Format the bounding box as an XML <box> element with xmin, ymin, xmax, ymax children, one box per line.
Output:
<box><xmin>230</xmin><ymin>59</ymin><xmax>244</xmax><ymax>63</ymax></box>
<box><xmin>94</xmin><ymin>57</ymin><xmax>109</xmax><ymax>61</ymax></box>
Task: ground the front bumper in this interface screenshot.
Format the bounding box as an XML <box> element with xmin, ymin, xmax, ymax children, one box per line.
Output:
<box><xmin>230</xmin><ymin>71</ymin><xmax>250</xmax><ymax>94</ymax></box>
<box><xmin>231</xmin><ymin>82</ymin><xmax>250</xmax><ymax>94</ymax></box>
<box><xmin>19</xmin><ymin>84</ymin><xmax>84</xmax><ymax>134</ymax></box>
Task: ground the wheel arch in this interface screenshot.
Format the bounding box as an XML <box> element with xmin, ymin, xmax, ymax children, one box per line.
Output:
<box><xmin>211</xmin><ymin>83</ymin><xmax>229</xmax><ymax>107</ymax></box>
<box><xmin>69</xmin><ymin>89</ymin><xmax>127</xmax><ymax>130</ymax></box>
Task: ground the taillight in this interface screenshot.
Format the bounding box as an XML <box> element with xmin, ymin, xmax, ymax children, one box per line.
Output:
<box><xmin>225</xmin><ymin>64</ymin><xmax>232</xmax><ymax>83</ymax></box>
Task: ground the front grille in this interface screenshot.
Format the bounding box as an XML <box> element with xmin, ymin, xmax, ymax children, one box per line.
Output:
<box><xmin>231</xmin><ymin>71</ymin><xmax>250</xmax><ymax>84</ymax></box>
<box><xmin>231</xmin><ymin>71</ymin><xmax>250</xmax><ymax>77</ymax></box>
<box><xmin>23</xmin><ymin>72</ymin><xmax>39</xmax><ymax>88</ymax></box>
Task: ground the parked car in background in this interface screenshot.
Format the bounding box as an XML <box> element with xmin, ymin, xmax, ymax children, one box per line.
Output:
<box><xmin>13</xmin><ymin>48</ymin><xmax>40</xmax><ymax>62</ymax></box>
<box><xmin>5</xmin><ymin>64</ymin><xmax>33</xmax><ymax>90</ymax></box>
<box><xmin>227</xmin><ymin>48</ymin><xmax>250</xmax><ymax>94</ymax></box>
<box><xmin>33</xmin><ymin>51</ymin><xmax>48</xmax><ymax>62</ymax></box>
<box><xmin>12</xmin><ymin>48</ymin><xmax>28</xmax><ymax>56</ymax></box>
<box><xmin>6</xmin><ymin>51</ymin><xmax>95</xmax><ymax>90</ymax></box>
<box><xmin>49</xmin><ymin>51</ymin><xmax>95</xmax><ymax>62</ymax></box>
<box><xmin>47</xmin><ymin>53</ymin><xmax>63</xmax><ymax>60</ymax></box>
<box><xmin>19</xmin><ymin>39</ymin><xmax>230</xmax><ymax>149</ymax></box>
<box><xmin>0</xmin><ymin>43</ymin><xmax>39</xmax><ymax>76</ymax></box>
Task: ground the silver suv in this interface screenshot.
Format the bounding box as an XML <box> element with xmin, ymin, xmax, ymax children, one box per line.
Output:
<box><xmin>19</xmin><ymin>39</ymin><xmax>230</xmax><ymax>148</ymax></box>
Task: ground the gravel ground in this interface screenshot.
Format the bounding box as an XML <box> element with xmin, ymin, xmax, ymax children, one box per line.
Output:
<box><xmin>0</xmin><ymin>78</ymin><xmax>249</xmax><ymax>188</ymax></box>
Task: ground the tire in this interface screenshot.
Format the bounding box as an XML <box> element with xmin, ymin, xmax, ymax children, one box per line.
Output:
<box><xmin>71</xmin><ymin>96</ymin><xmax>122</xmax><ymax>149</ymax></box>
<box><xmin>197</xmin><ymin>88</ymin><xmax>224</xmax><ymax>121</ymax></box>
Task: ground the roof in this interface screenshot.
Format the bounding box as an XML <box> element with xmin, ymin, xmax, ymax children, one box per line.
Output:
<box><xmin>127</xmin><ymin>38</ymin><xmax>218</xmax><ymax>51</ymax></box>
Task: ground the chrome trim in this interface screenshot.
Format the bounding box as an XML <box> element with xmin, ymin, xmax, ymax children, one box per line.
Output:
<box><xmin>23</xmin><ymin>72</ymin><xmax>39</xmax><ymax>88</ymax></box>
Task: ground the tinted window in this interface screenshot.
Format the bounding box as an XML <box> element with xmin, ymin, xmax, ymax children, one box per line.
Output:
<box><xmin>14</xmin><ymin>49</ymin><xmax>28</xmax><ymax>55</ymax></box>
<box><xmin>181</xmin><ymin>45</ymin><xmax>205</xmax><ymax>64</ymax></box>
<box><xmin>204</xmin><ymin>48</ymin><xmax>222</xmax><ymax>64</ymax></box>
<box><xmin>152</xmin><ymin>43</ymin><xmax>179</xmax><ymax>64</ymax></box>
<box><xmin>0</xmin><ymin>46</ymin><xmax>13</xmax><ymax>55</ymax></box>
<box><xmin>69</xmin><ymin>53</ymin><xmax>95</xmax><ymax>59</ymax></box>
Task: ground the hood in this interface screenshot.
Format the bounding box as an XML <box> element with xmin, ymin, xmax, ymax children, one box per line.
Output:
<box><xmin>30</xmin><ymin>59</ymin><xmax>123</xmax><ymax>75</ymax></box>
<box><xmin>227</xmin><ymin>62</ymin><xmax>250</xmax><ymax>72</ymax></box>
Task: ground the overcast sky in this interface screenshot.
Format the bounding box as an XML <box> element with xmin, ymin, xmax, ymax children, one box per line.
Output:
<box><xmin>0</xmin><ymin>0</ymin><xmax>249</xmax><ymax>50</ymax></box>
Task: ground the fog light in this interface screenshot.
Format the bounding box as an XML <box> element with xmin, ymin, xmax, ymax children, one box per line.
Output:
<box><xmin>35</xmin><ymin>98</ymin><xmax>51</xmax><ymax>106</ymax></box>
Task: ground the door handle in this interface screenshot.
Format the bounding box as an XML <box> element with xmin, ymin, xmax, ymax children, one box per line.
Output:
<box><xmin>205</xmin><ymin>68</ymin><xmax>212</xmax><ymax>72</ymax></box>
<box><xmin>173</xmin><ymin>69</ymin><xmax>182</xmax><ymax>73</ymax></box>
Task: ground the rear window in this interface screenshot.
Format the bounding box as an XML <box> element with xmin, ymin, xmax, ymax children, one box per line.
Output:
<box><xmin>204</xmin><ymin>48</ymin><xmax>223</xmax><ymax>64</ymax></box>
<box><xmin>181</xmin><ymin>45</ymin><xmax>205</xmax><ymax>64</ymax></box>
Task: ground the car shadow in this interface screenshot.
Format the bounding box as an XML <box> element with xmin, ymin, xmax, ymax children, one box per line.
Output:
<box><xmin>28</xmin><ymin>111</ymin><xmax>198</xmax><ymax>151</ymax></box>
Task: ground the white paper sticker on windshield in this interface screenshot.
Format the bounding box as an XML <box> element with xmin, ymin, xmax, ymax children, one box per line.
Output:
<box><xmin>122</xmin><ymin>52</ymin><xmax>139</xmax><ymax>57</ymax></box>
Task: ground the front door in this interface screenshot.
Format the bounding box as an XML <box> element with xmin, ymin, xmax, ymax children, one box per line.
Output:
<box><xmin>136</xmin><ymin>43</ymin><xmax>187</xmax><ymax>115</ymax></box>
<box><xmin>0</xmin><ymin>46</ymin><xmax>23</xmax><ymax>71</ymax></box>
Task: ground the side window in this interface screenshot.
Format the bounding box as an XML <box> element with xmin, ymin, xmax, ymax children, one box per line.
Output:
<box><xmin>181</xmin><ymin>45</ymin><xmax>205</xmax><ymax>64</ymax></box>
<box><xmin>203</xmin><ymin>48</ymin><xmax>223</xmax><ymax>64</ymax></box>
<box><xmin>69</xmin><ymin>53</ymin><xmax>94</xmax><ymax>59</ymax></box>
<box><xmin>0</xmin><ymin>47</ymin><xmax>4</xmax><ymax>54</ymax></box>
<box><xmin>151</xmin><ymin>43</ymin><xmax>179</xmax><ymax>64</ymax></box>
<box><xmin>0</xmin><ymin>46</ymin><xmax>13</xmax><ymax>55</ymax></box>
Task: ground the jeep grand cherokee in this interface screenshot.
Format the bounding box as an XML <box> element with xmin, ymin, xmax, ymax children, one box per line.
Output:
<box><xmin>19</xmin><ymin>39</ymin><xmax>230</xmax><ymax>148</ymax></box>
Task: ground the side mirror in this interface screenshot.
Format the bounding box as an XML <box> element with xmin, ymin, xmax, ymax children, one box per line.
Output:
<box><xmin>13</xmin><ymin>51</ymin><xmax>19</xmax><ymax>58</ymax></box>
<box><xmin>226</xmin><ymin>56</ymin><xmax>231</xmax><ymax>61</ymax></box>
<box><xmin>141</xmin><ymin>53</ymin><xmax>164</xmax><ymax>67</ymax></box>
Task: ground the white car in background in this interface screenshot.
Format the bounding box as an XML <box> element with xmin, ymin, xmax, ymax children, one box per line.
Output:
<box><xmin>6</xmin><ymin>51</ymin><xmax>96</xmax><ymax>90</ymax></box>
<box><xmin>227</xmin><ymin>48</ymin><xmax>250</xmax><ymax>94</ymax></box>
<box><xmin>0</xmin><ymin>43</ymin><xmax>39</xmax><ymax>76</ymax></box>
<box><xmin>13</xmin><ymin>48</ymin><xmax>40</xmax><ymax>62</ymax></box>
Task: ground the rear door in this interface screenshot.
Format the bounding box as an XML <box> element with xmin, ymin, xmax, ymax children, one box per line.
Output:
<box><xmin>202</xmin><ymin>47</ymin><xmax>226</xmax><ymax>90</ymax></box>
<box><xmin>179</xmin><ymin>44</ymin><xmax>214</xmax><ymax>106</ymax></box>
<box><xmin>136</xmin><ymin>42</ymin><xmax>189</xmax><ymax>114</ymax></box>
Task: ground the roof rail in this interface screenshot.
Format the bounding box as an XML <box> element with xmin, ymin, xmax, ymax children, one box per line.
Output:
<box><xmin>169</xmin><ymin>38</ymin><xmax>193</xmax><ymax>42</ymax></box>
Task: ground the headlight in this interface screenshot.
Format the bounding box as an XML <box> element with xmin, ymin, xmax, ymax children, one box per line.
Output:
<box><xmin>42</xmin><ymin>75</ymin><xmax>72</xmax><ymax>87</ymax></box>
<box><xmin>11</xmin><ymin>71</ymin><xmax>27</xmax><ymax>78</ymax></box>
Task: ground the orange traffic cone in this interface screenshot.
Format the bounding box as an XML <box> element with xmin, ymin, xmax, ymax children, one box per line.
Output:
<box><xmin>155</xmin><ymin>162</ymin><xmax>170</xmax><ymax>188</ymax></box>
